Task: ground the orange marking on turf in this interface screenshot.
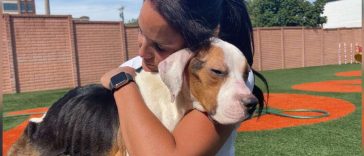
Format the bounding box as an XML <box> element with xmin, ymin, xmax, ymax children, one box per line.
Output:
<box><xmin>6</xmin><ymin>107</ymin><xmax>48</xmax><ymax>116</ymax></box>
<box><xmin>3</xmin><ymin>107</ymin><xmax>48</xmax><ymax>155</ymax></box>
<box><xmin>292</xmin><ymin>79</ymin><xmax>361</xmax><ymax>93</ymax></box>
<box><xmin>238</xmin><ymin>94</ymin><xmax>355</xmax><ymax>132</ymax></box>
<box><xmin>3</xmin><ymin>93</ymin><xmax>358</xmax><ymax>152</ymax></box>
<box><xmin>335</xmin><ymin>70</ymin><xmax>361</xmax><ymax>77</ymax></box>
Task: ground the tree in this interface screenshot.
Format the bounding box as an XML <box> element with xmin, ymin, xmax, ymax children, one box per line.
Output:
<box><xmin>117</xmin><ymin>5</ymin><xmax>138</xmax><ymax>26</ymax></box>
<box><xmin>246</xmin><ymin>0</ymin><xmax>327</xmax><ymax>27</ymax></box>
<box><xmin>125</xmin><ymin>18</ymin><xmax>138</xmax><ymax>26</ymax></box>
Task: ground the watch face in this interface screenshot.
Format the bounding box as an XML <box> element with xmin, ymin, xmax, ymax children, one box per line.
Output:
<box><xmin>111</xmin><ymin>72</ymin><xmax>127</xmax><ymax>88</ymax></box>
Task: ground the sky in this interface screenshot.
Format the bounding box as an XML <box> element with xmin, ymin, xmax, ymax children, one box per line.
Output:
<box><xmin>35</xmin><ymin>0</ymin><xmax>143</xmax><ymax>21</ymax></box>
<box><xmin>35</xmin><ymin>0</ymin><xmax>316</xmax><ymax>22</ymax></box>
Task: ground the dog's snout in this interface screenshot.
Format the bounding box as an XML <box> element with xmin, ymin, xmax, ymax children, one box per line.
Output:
<box><xmin>240</xmin><ymin>94</ymin><xmax>258</xmax><ymax>108</ymax></box>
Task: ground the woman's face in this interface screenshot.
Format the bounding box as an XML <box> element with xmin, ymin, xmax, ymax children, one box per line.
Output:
<box><xmin>138</xmin><ymin>0</ymin><xmax>185</xmax><ymax>72</ymax></box>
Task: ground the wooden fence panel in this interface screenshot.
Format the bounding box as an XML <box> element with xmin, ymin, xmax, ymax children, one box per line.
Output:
<box><xmin>304</xmin><ymin>29</ymin><xmax>322</xmax><ymax>67</ymax></box>
<box><xmin>284</xmin><ymin>28</ymin><xmax>304</xmax><ymax>69</ymax></box>
<box><xmin>260</xmin><ymin>29</ymin><xmax>283</xmax><ymax>70</ymax></box>
<box><xmin>1</xmin><ymin>14</ymin><xmax>362</xmax><ymax>93</ymax></box>
<box><xmin>74</xmin><ymin>21</ymin><xmax>125</xmax><ymax>86</ymax></box>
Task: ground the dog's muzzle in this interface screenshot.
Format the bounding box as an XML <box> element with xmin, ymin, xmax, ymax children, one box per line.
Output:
<box><xmin>240</xmin><ymin>94</ymin><xmax>258</xmax><ymax>118</ymax></box>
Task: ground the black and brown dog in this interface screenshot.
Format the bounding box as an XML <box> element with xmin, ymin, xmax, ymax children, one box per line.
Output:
<box><xmin>8</xmin><ymin>84</ymin><xmax>122</xmax><ymax>156</ymax></box>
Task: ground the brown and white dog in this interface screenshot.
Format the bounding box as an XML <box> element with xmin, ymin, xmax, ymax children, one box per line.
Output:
<box><xmin>139</xmin><ymin>37</ymin><xmax>257</xmax><ymax>129</ymax></box>
<box><xmin>8</xmin><ymin>38</ymin><xmax>258</xmax><ymax>156</ymax></box>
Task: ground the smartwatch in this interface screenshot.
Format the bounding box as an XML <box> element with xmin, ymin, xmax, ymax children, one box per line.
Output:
<box><xmin>109</xmin><ymin>72</ymin><xmax>134</xmax><ymax>92</ymax></box>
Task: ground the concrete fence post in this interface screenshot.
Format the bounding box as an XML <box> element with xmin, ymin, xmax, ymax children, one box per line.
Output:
<box><xmin>302</xmin><ymin>27</ymin><xmax>305</xmax><ymax>67</ymax></box>
<box><xmin>281</xmin><ymin>27</ymin><xmax>285</xmax><ymax>69</ymax></box>
<box><xmin>68</xmin><ymin>16</ymin><xmax>81</xmax><ymax>87</ymax></box>
<box><xmin>120</xmin><ymin>22</ymin><xmax>129</xmax><ymax>62</ymax></box>
<box><xmin>0</xmin><ymin>14</ymin><xmax>3</xmax><ymax>96</ymax></box>
<box><xmin>6</xmin><ymin>15</ymin><xmax>19</xmax><ymax>93</ymax></box>
<box><xmin>320</xmin><ymin>28</ymin><xmax>324</xmax><ymax>65</ymax></box>
<box><xmin>256</xmin><ymin>28</ymin><xmax>262</xmax><ymax>71</ymax></box>
<box><xmin>338</xmin><ymin>28</ymin><xmax>342</xmax><ymax>64</ymax></box>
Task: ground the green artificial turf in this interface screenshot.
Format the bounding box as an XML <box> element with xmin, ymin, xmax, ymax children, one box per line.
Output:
<box><xmin>3</xmin><ymin>88</ymin><xmax>69</xmax><ymax>113</ymax></box>
<box><xmin>3</xmin><ymin>88</ymin><xmax>69</xmax><ymax>131</ymax></box>
<box><xmin>3</xmin><ymin>116</ymin><xmax>29</xmax><ymax>131</ymax></box>
<box><xmin>236</xmin><ymin>64</ymin><xmax>361</xmax><ymax>155</ymax></box>
<box><xmin>2</xmin><ymin>64</ymin><xmax>361</xmax><ymax>155</ymax></box>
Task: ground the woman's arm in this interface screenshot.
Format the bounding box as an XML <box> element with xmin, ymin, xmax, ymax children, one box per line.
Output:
<box><xmin>101</xmin><ymin>67</ymin><xmax>234</xmax><ymax>156</ymax></box>
<box><xmin>115</xmin><ymin>82</ymin><xmax>234</xmax><ymax>156</ymax></box>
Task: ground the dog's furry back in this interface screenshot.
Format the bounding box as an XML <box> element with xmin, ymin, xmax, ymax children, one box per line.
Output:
<box><xmin>9</xmin><ymin>71</ymin><xmax>192</xmax><ymax>156</ymax></box>
<box><xmin>9</xmin><ymin>84</ymin><xmax>120</xmax><ymax>156</ymax></box>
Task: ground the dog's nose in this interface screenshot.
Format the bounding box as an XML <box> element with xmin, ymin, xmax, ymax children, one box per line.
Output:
<box><xmin>240</xmin><ymin>94</ymin><xmax>258</xmax><ymax>108</ymax></box>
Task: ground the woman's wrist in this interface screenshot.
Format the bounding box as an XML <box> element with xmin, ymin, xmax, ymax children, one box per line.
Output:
<box><xmin>113</xmin><ymin>81</ymin><xmax>138</xmax><ymax>99</ymax></box>
<box><xmin>100</xmin><ymin>67</ymin><xmax>136</xmax><ymax>90</ymax></box>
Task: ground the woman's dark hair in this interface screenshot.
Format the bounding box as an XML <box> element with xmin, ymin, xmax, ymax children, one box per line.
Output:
<box><xmin>151</xmin><ymin>0</ymin><xmax>268</xmax><ymax>116</ymax></box>
<box><xmin>151</xmin><ymin>0</ymin><xmax>253</xmax><ymax>65</ymax></box>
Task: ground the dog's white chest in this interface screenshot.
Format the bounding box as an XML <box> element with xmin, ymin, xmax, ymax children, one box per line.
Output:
<box><xmin>135</xmin><ymin>71</ymin><xmax>190</xmax><ymax>131</ymax></box>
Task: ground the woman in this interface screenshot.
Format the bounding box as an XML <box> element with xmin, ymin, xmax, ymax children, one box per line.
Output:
<box><xmin>101</xmin><ymin>0</ymin><xmax>266</xmax><ymax>155</ymax></box>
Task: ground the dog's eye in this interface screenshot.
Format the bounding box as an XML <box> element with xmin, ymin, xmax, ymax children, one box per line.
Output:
<box><xmin>210</xmin><ymin>68</ymin><xmax>226</xmax><ymax>77</ymax></box>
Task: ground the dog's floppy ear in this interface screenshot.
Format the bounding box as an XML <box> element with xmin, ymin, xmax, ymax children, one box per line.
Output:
<box><xmin>158</xmin><ymin>48</ymin><xmax>194</xmax><ymax>102</ymax></box>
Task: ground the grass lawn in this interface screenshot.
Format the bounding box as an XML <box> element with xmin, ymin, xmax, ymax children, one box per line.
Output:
<box><xmin>3</xmin><ymin>88</ymin><xmax>70</xmax><ymax>130</ymax></box>
<box><xmin>236</xmin><ymin>64</ymin><xmax>361</xmax><ymax>155</ymax></box>
<box><xmin>3</xmin><ymin>64</ymin><xmax>361</xmax><ymax>155</ymax></box>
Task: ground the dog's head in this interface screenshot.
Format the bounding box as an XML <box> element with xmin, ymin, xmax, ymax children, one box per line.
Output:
<box><xmin>158</xmin><ymin>38</ymin><xmax>258</xmax><ymax>125</ymax></box>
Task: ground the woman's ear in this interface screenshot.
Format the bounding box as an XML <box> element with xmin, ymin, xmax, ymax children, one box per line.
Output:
<box><xmin>158</xmin><ymin>49</ymin><xmax>194</xmax><ymax>102</ymax></box>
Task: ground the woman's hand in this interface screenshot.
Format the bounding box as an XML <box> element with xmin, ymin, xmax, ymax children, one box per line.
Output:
<box><xmin>100</xmin><ymin>67</ymin><xmax>137</xmax><ymax>90</ymax></box>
